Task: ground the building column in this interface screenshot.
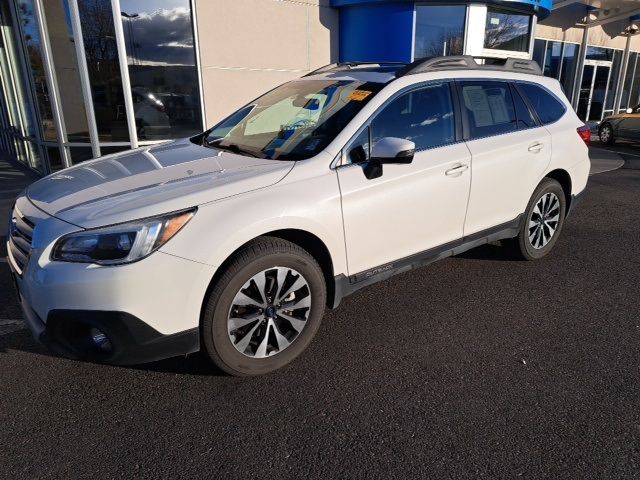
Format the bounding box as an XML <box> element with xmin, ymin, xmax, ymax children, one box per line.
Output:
<box><xmin>571</xmin><ymin>26</ymin><xmax>590</xmax><ymax>109</ymax></box>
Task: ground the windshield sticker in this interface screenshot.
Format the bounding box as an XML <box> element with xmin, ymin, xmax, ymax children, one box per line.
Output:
<box><xmin>348</xmin><ymin>90</ymin><xmax>373</xmax><ymax>101</ymax></box>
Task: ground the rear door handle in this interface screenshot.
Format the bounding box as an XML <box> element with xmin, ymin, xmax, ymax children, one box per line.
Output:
<box><xmin>528</xmin><ymin>142</ymin><xmax>544</xmax><ymax>153</ymax></box>
<box><xmin>445</xmin><ymin>164</ymin><xmax>469</xmax><ymax>177</ymax></box>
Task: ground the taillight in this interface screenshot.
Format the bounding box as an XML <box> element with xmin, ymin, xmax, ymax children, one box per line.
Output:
<box><xmin>577</xmin><ymin>125</ymin><xmax>591</xmax><ymax>146</ymax></box>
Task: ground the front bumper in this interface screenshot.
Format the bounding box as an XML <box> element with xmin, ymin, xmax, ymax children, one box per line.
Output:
<box><xmin>6</xmin><ymin>196</ymin><xmax>217</xmax><ymax>365</ymax></box>
<box><xmin>8</xmin><ymin>259</ymin><xmax>202</xmax><ymax>365</ymax></box>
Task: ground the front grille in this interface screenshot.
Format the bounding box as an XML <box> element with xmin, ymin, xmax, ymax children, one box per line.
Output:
<box><xmin>7</xmin><ymin>205</ymin><xmax>35</xmax><ymax>275</ymax></box>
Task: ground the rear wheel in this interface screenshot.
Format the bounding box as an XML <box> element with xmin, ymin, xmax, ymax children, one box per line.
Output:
<box><xmin>202</xmin><ymin>237</ymin><xmax>326</xmax><ymax>376</ymax></box>
<box><xmin>599</xmin><ymin>123</ymin><xmax>615</xmax><ymax>144</ymax></box>
<box><xmin>506</xmin><ymin>178</ymin><xmax>567</xmax><ymax>261</ymax></box>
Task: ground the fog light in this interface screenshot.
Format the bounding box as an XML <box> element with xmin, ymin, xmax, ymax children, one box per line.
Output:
<box><xmin>90</xmin><ymin>327</ymin><xmax>112</xmax><ymax>352</ymax></box>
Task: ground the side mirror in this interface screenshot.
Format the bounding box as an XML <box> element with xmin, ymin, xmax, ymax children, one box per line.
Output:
<box><xmin>371</xmin><ymin>137</ymin><xmax>415</xmax><ymax>164</ymax></box>
<box><xmin>627</xmin><ymin>108</ymin><xmax>634</xmax><ymax>114</ymax></box>
<box><xmin>360</xmin><ymin>137</ymin><xmax>415</xmax><ymax>180</ymax></box>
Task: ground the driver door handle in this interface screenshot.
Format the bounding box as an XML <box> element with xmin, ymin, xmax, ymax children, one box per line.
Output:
<box><xmin>445</xmin><ymin>164</ymin><xmax>469</xmax><ymax>177</ymax></box>
<box><xmin>528</xmin><ymin>142</ymin><xmax>544</xmax><ymax>153</ymax></box>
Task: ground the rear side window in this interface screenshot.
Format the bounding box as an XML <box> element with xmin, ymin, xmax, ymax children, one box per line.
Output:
<box><xmin>510</xmin><ymin>84</ymin><xmax>537</xmax><ymax>129</ymax></box>
<box><xmin>460</xmin><ymin>81</ymin><xmax>516</xmax><ymax>139</ymax></box>
<box><xmin>517</xmin><ymin>82</ymin><xmax>566</xmax><ymax>125</ymax></box>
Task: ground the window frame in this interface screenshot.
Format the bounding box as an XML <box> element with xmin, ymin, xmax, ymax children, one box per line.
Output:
<box><xmin>337</xmin><ymin>79</ymin><xmax>462</xmax><ymax>168</ymax></box>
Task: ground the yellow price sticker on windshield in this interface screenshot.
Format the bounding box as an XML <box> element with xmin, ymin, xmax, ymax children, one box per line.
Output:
<box><xmin>348</xmin><ymin>90</ymin><xmax>373</xmax><ymax>101</ymax></box>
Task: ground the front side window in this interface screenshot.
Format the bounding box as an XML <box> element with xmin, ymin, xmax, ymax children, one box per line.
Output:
<box><xmin>202</xmin><ymin>79</ymin><xmax>384</xmax><ymax>160</ymax></box>
<box><xmin>518</xmin><ymin>83</ymin><xmax>566</xmax><ymax>125</ymax></box>
<box><xmin>370</xmin><ymin>83</ymin><xmax>456</xmax><ymax>151</ymax></box>
<box><xmin>484</xmin><ymin>8</ymin><xmax>531</xmax><ymax>52</ymax></box>
<box><xmin>460</xmin><ymin>81</ymin><xmax>516</xmax><ymax>139</ymax></box>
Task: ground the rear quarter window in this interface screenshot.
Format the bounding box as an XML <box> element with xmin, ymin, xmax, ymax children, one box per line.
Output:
<box><xmin>518</xmin><ymin>82</ymin><xmax>566</xmax><ymax>125</ymax></box>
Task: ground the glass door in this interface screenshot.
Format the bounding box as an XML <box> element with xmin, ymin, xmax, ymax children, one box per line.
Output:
<box><xmin>577</xmin><ymin>60</ymin><xmax>613</xmax><ymax>122</ymax></box>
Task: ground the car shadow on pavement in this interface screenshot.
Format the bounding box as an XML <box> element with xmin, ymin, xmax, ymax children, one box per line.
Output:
<box><xmin>455</xmin><ymin>243</ymin><xmax>523</xmax><ymax>262</ymax></box>
<box><xmin>0</xmin><ymin>328</ymin><xmax>228</xmax><ymax>377</ymax></box>
<box><xmin>130</xmin><ymin>352</ymin><xmax>228</xmax><ymax>377</ymax></box>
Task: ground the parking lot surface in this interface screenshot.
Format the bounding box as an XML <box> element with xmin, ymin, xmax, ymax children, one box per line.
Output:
<box><xmin>1</xmin><ymin>164</ymin><xmax>639</xmax><ymax>478</ymax></box>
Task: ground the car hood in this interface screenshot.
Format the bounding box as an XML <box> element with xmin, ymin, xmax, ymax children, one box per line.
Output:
<box><xmin>27</xmin><ymin>139</ymin><xmax>294</xmax><ymax>228</ymax></box>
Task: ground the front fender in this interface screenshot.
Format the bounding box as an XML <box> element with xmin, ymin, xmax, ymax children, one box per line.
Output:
<box><xmin>160</xmin><ymin>166</ymin><xmax>348</xmax><ymax>279</ymax></box>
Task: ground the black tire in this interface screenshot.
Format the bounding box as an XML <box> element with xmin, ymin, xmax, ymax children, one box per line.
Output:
<box><xmin>202</xmin><ymin>237</ymin><xmax>326</xmax><ymax>376</ymax></box>
<box><xmin>505</xmin><ymin>178</ymin><xmax>567</xmax><ymax>261</ymax></box>
<box><xmin>599</xmin><ymin>123</ymin><xmax>615</xmax><ymax>145</ymax></box>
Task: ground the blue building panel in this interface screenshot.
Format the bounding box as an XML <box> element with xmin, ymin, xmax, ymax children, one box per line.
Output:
<box><xmin>331</xmin><ymin>0</ymin><xmax>553</xmax><ymax>18</ymax></box>
<box><xmin>339</xmin><ymin>3</ymin><xmax>415</xmax><ymax>63</ymax></box>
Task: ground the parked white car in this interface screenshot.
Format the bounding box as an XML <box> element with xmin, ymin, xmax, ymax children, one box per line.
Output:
<box><xmin>7</xmin><ymin>56</ymin><xmax>590</xmax><ymax>375</ymax></box>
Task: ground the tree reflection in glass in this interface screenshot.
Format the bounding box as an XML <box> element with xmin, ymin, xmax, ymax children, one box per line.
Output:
<box><xmin>78</xmin><ymin>0</ymin><xmax>130</xmax><ymax>142</ymax></box>
<box><xmin>120</xmin><ymin>0</ymin><xmax>202</xmax><ymax>141</ymax></box>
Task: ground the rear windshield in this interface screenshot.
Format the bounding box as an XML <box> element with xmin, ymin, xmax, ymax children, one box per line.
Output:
<box><xmin>199</xmin><ymin>79</ymin><xmax>385</xmax><ymax>160</ymax></box>
<box><xmin>518</xmin><ymin>82</ymin><xmax>566</xmax><ymax>125</ymax></box>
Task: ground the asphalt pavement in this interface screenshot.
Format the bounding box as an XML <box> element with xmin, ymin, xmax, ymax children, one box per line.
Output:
<box><xmin>1</xmin><ymin>154</ymin><xmax>639</xmax><ymax>479</ymax></box>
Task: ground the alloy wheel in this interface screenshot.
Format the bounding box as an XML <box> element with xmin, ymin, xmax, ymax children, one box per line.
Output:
<box><xmin>528</xmin><ymin>192</ymin><xmax>560</xmax><ymax>249</ymax></box>
<box><xmin>600</xmin><ymin>125</ymin><xmax>611</xmax><ymax>142</ymax></box>
<box><xmin>227</xmin><ymin>267</ymin><xmax>311</xmax><ymax>358</ymax></box>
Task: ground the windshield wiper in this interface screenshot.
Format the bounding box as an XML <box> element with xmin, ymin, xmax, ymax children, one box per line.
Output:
<box><xmin>204</xmin><ymin>138</ymin><xmax>262</xmax><ymax>158</ymax></box>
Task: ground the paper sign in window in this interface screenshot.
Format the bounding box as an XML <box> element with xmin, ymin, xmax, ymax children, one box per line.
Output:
<box><xmin>348</xmin><ymin>90</ymin><xmax>373</xmax><ymax>101</ymax></box>
<box><xmin>463</xmin><ymin>86</ymin><xmax>493</xmax><ymax>127</ymax></box>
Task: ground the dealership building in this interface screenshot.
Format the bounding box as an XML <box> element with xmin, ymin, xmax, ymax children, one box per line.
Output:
<box><xmin>1</xmin><ymin>0</ymin><xmax>640</xmax><ymax>175</ymax></box>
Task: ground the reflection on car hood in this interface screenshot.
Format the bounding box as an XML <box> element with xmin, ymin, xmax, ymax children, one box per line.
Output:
<box><xmin>27</xmin><ymin>139</ymin><xmax>294</xmax><ymax>228</ymax></box>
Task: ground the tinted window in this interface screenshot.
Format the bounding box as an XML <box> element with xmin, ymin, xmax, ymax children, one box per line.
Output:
<box><xmin>518</xmin><ymin>83</ymin><xmax>566</xmax><ymax>125</ymax></box>
<box><xmin>511</xmin><ymin>85</ymin><xmax>536</xmax><ymax>129</ymax></box>
<box><xmin>414</xmin><ymin>6</ymin><xmax>466</xmax><ymax>58</ymax></box>
<box><xmin>370</xmin><ymin>83</ymin><xmax>455</xmax><ymax>151</ymax></box>
<box><xmin>484</xmin><ymin>8</ymin><xmax>531</xmax><ymax>52</ymax></box>
<box><xmin>346</xmin><ymin>127</ymin><xmax>370</xmax><ymax>164</ymax></box>
<box><xmin>460</xmin><ymin>81</ymin><xmax>516</xmax><ymax>138</ymax></box>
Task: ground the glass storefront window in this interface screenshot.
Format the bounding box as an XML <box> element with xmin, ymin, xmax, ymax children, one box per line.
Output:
<box><xmin>586</xmin><ymin>46</ymin><xmax>614</xmax><ymax>62</ymax></box>
<box><xmin>620</xmin><ymin>53</ymin><xmax>637</xmax><ymax>110</ymax></box>
<box><xmin>605</xmin><ymin>50</ymin><xmax>622</xmax><ymax>111</ymax></box>
<box><xmin>78</xmin><ymin>0</ymin><xmax>130</xmax><ymax>142</ymax></box>
<box><xmin>46</xmin><ymin>144</ymin><xmax>64</xmax><ymax>171</ymax></box>
<box><xmin>532</xmin><ymin>39</ymin><xmax>545</xmax><ymax>68</ymax></box>
<box><xmin>414</xmin><ymin>5</ymin><xmax>466</xmax><ymax>58</ymax></box>
<box><xmin>0</xmin><ymin>1</ymin><xmax>44</xmax><ymax>172</ymax></box>
<box><xmin>16</xmin><ymin>0</ymin><xmax>57</xmax><ymax>141</ymax></box>
<box><xmin>119</xmin><ymin>0</ymin><xmax>202</xmax><ymax>141</ymax></box>
<box><xmin>543</xmin><ymin>41</ymin><xmax>562</xmax><ymax>78</ymax></box>
<box><xmin>560</xmin><ymin>43</ymin><xmax>579</xmax><ymax>100</ymax></box>
<box><xmin>42</xmin><ymin>0</ymin><xmax>90</xmax><ymax>143</ymax></box>
<box><xmin>484</xmin><ymin>8</ymin><xmax>531</xmax><ymax>52</ymax></box>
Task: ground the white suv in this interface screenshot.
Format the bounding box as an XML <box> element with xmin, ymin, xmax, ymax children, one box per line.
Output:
<box><xmin>7</xmin><ymin>56</ymin><xmax>590</xmax><ymax>376</ymax></box>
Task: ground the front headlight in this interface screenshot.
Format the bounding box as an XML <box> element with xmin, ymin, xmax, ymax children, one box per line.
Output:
<box><xmin>51</xmin><ymin>209</ymin><xmax>196</xmax><ymax>265</ymax></box>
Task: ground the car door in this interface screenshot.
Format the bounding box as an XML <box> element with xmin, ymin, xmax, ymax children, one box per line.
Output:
<box><xmin>336</xmin><ymin>81</ymin><xmax>472</xmax><ymax>276</ymax></box>
<box><xmin>617</xmin><ymin>105</ymin><xmax>640</xmax><ymax>140</ymax></box>
<box><xmin>460</xmin><ymin>80</ymin><xmax>552</xmax><ymax>236</ymax></box>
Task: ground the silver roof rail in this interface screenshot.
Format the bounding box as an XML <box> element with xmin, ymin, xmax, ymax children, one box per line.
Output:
<box><xmin>396</xmin><ymin>55</ymin><xmax>542</xmax><ymax>77</ymax></box>
<box><xmin>303</xmin><ymin>61</ymin><xmax>407</xmax><ymax>77</ymax></box>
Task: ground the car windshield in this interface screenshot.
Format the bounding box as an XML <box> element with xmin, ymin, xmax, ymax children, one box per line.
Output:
<box><xmin>199</xmin><ymin>79</ymin><xmax>385</xmax><ymax>160</ymax></box>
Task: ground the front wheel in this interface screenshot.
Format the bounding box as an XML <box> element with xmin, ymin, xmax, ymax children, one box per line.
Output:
<box><xmin>202</xmin><ymin>237</ymin><xmax>326</xmax><ymax>376</ymax></box>
<box><xmin>506</xmin><ymin>178</ymin><xmax>567</xmax><ymax>261</ymax></box>
<box><xmin>599</xmin><ymin>123</ymin><xmax>615</xmax><ymax>144</ymax></box>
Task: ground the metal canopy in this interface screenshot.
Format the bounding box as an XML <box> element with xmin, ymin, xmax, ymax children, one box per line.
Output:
<box><xmin>553</xmin><ymin>0</ymin><xmax>640</xmax><ymax>28</ymax></box>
